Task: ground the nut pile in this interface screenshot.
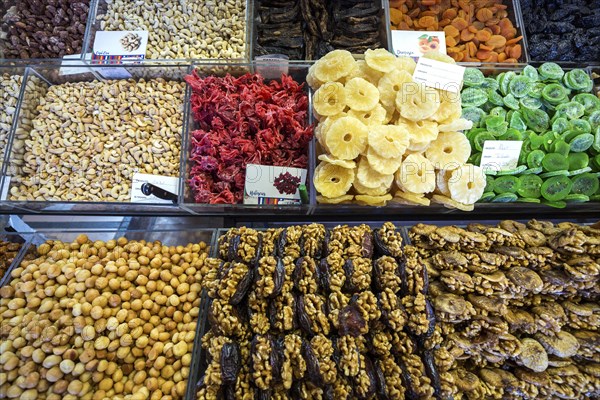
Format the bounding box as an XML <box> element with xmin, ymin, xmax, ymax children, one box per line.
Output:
<box><xmin>389</xmin><ymin>0</ymin><xmax>524</xmax><ymax>62</ymax></box>
<box><xmin>408</xmin><ymin>220</ymin><xmax>600</xmax><ymax>399</ymax></box>
<box><xmin>196</xmin><ymin>223</ymin><xmax>440</xmax><ymax>399</ymax></box>
<box><xmin>0</xmin><ymin>74</ymin><xmax>22</xmax><ymax>167</ymax></box>
<box><xmin>0</xmin><ymin>0</ymin><xmax>90</xmax><ymax>59</ymax></box>
<box><xmin>96</xmin><ymin>0</ymin><xmax>246</xmax><ymax>59</ymax></box>
<box><xmin>0</xmin><ymin>239</ymin><xmax>31</xmax><ymax>282</ymax></box>
<box><xmin>9</xmin><ymin>78</ymin><xmax>185</xmax><ymax>202</ymax></box>
<box><xmin>0</xmin><ymin>234</ymin><xmax>209</xmax><ymax>399</ymax></box>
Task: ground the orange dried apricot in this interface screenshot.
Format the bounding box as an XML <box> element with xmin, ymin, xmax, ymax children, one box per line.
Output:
<box><xmin>442</xmin><ymin>9</ymin><xmax>457</xmax><ymax>20</ymax></box>
<box><xmin>467</xmin><ymin>42</ymin><xmax>478</xmax><ymax>57</ymax></box>
<box><xmin>390</xmin><ymin>8</ymin><xmax>404</xmax><ymax>25</ymax></box>
<box><xmin>498</xmin><ymin>52</ymin><xmax>508</xmax><ymax>62</ymax></box>
<box><xmin>486</xmin><ymin>35</ymin><xmax>507</xmax><ymax>49</ymax></box>
<box><xmin>461</xmin><ymin>29</ymin><xmax>475</xmax><ymax>41</ymax></box>
<box><xmin>446</xmin><ymin>36</ymin><xmax>458</xmax><ymax>47</ymax></box>
<box><xmin>476</xmin><ymin>8</ymin><xmax>493</xmax><ymax>22</ymax></box>
<box><xmin>444</xmin><ymin>25</ymin><xmax>460</xmax><ymax>37</ymax></box>
<box><xmin>509</xmin><ymin>44</ymin><xmax>522</xmax><ymax>59</ymax></box>
<box><xmin>479</xmin><ymin>44</ymin><xmax>494</xmax><ymax>51</ymax></box>
<box><xmin>451</xmin><ymin>17</ymin><xmax>468</xmax><ymax>31</ymax></box>
<box><xmin>475</xmin><ymin>30</ymin><xmax>492</xmax><ymax>42</ymax></box>
<box><xmin>476</xmin><ymin>49</ymin><xmax>491</xmax><ymax>60</ymax></box>
<box><xmin>506</xmin><ymin>35</ymin><xmax>524</xmax><ymax>45</ymax></box>
<box><xmin>419</xmin><ymin>16</ymin><xmax>437</xmax><ymax>27</ymax></box>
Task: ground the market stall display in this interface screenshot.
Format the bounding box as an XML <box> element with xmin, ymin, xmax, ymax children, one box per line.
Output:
<box><xmin>255</xmin><ymin>0</ymin><xmax>386</xmax><ymax>60</ymax></box>
<box><xmin>388</xmin><ymin>0</ymin><xmax>526</xmax><ymax>63</ymax></box>
<box><xmin>0</xmin><ymin>231</ymin><xmax>213</xmax><ymax>399</ymax></box>
<box><xmin>460</xmin><ymin>63</ymin><xmax>600</xmax><ymax>206</ymax></box>
<box><xmin>309</xmin><ymin>49</ymin><xmax>485</xmax><ymax>209</ymax></box>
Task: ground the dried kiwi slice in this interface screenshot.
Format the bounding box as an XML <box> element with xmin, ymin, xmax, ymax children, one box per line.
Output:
<box><xmin>542</xmin><ymin>153</ymin><xmax>569</xmax><ymax>172</ymax></box>
<box><xmin>571</xmin><ymin>173</ymin><xmax>599</xmax><ymax>196</ymax></box>
<box><xmin>522</xmin><ymin>108</ymin><xmax>549</xmax><ymax>133</ymax></box>
<box><xmin>539</xmin><ymin>62</ymin><xmax>565</xmax><ymax>81</ymax></box>
<box><xmin>542</xmin><ymin>200</ymin><xmax>566</xmax><ymax>208</ymax></box>
<box><xmin>462</xmin><ymin>87</ymin><xmax>488</xmax><ymax>107</ymax></box>
<box><xmin>568</xmin><ymin>153</ymin><xmax>589</xmax><ymax>171</ymax></box>
<box><xmin>572</xmin><ymin>93</ymin><xmax>600</xmax><ymax>114</ymax></box>
<box><xmin>555</xmin><ymin>101</ymin><xmax>585</xmax><ymax>120</ymax></box>
<box><xmin>520</xmin><ymin>96</ymin><xmax>543</xmax><ymax>110</ymax></box>
<box><xmin>540</xmin><ymin>170</ymin><xmax>569</xmax><ymax>178</ymax></box>
<box><xmin>527</xmin><ymin>149</ymin><xmax>545</xmax><ymax>169</ymax></box>
<box><xmin>487</xmin><ymin>89</ymin><xmax>505</xmax><ymax>107</ymax></box>
<box><xmin>570</xmin><ymin>119</ymin><xmax>591</xmax><ymax>134</ymax></box>
<box><xmin>518</xmin><ymin>174</ymin><xmax>543</xmax><ymax>198</ymax></box>
<box><xmin>468</xmin><ymin>152</ymin><xmax>482</xmax><ymax>166</ymax></box>
<box><xmin>528</xmin><ymin>82</ymin><xmax>546</xmax><ymax>98</ymax></box>
<box><xmin>462</xmin><ymin>107</ymin><xmax>487</xmax><ymax>127</ymax></box>
<box><xmin>496</xmin><ymin>165</ymin><xmax>527</xmax><ymax>176</ymax></box>
<box><xmin>569</xmin><ymin>133</ymin><xmax>594</xmax><ymax>152</ymax></box>
<box><xmin>588</xmin><ymin>110</ymin><xmax>600</xmax><ymax>130</ymax></box>
<box><xmin>499</xmin><ymin>71</ymin><xmax>516</xmax><ymax>96</ymax></box>
<box><xmin>565</xmin><ymin>194</ymin><xmax>589</xmax><ymax>203</ymax></box>
<box><xmin>563</xmin><ymin>69</ymin><xmax>592</xmax><ymax>91</ymax></box>
<box><xmin>481</xmin><ymin>77</ymin><xmax>499</xmax><ymax>91</ymax></box>
<box><xmin>503</xmin><ymin>93</ymin><xmax>520</xmax><ymax>110</ymax></box>
<box><xmin>509</xmin><ymin>76</ymin><xmax>532</xmax><ymax>98</ymax></box>
<box><xmin>485</xmin><ymin>176</ymin><xmax>495</xmax><ymax>192</ymax></box>
<box><xmin>523</xmin><ymin>65</ymin><xmax>539</xmax><ymax>82</ymax></box>
<box><xmin>540</xmin><ymin>175</ymin><xmax>572</xmax><ymax>201</ymax></box>
<box><xmin>552</xmin><ymin>117</ymin><xmax>569</xmax><ymax>134</ymax></box>
<box><xmin>552</xmin><ymin>140</ymin><xmax>570</xmax><ymax>157</ymax></box>
<box><xmin>479</xmin><ymin>192</ymin><xmax>495</xmax><ymax>202</ymax></box>
<box><xmin>568</xmin><ymin>167</ymin><xmax>592</xmax><ymax>176</ymax></box>
<box><xmin>509</xmin><ymin>111</ymin><xmax>527</xmax><ymax>132</ymax></box>
<box><xmin>473</xmin><ymin>131</ymin><xmax>495</xmax><ymax>151</ymax></box>
<box><xmin>463</xmin><ymin>68</ymin><xmax>485</xmax><ymax>87</ymax></box>
<box><xmin>492</xmin><ymin>193</ymin><xmax>518</xmax><ymax>202</ymax></box>
<box><xmin>522</xmin><ymin>167</ymin><xmax>543</xmax><ymax>175</ymax></box>
<box><xmin>493</xmin><ymin>176</ymin><xmax>519</xmax><ymax>194</ymax></box>
<box><xmin>489</xmin><ymin>107</ymin><xmax>507</xmax><ymax>120</ymax></box>
<box><xmin>517</xmin><ymin>197</ymin><xmax>541</xmax><ymax>203</ymax></box>
<box><xmin>541</xmin><ymin>83</ymin><xmax>568</xmax><ymax>105</ymax></box>
<box><xmin>499</xmin><ymin>129</ymin><xmax>524</xmax><ymax>141</ymax></box>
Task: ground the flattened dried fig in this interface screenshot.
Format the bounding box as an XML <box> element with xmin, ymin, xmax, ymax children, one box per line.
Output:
<box><xmin>535</xmin><ymin>331</ymin><xmax>579</xmax><ymax>358</ymax></box>
<box><xmin>518</xmin><ymin>338</ymin><xmax>549</xmax><ymax>372</ymax></box>
<box><xmin>373</xmin><ymin>359</ymin><xmax>389</xmax><ymax>400</ymax></box>
<box><xmin>507</xmin><ymin>267</ymin><xmax>543</xmax><ymax>294</ymax></box>
<box><xmin>270</xmin><ymin>336</ymin><xmax>285</xmax><ymax>384</ymax></box>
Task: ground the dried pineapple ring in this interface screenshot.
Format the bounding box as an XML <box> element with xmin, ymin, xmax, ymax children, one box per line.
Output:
<box><xmin>394</xmin><ymin>56</ymin><xmax>417</xmax><ymax>74</ymax></box>
<box><xmin>348</xmin><ymin>104</ymin><xmax>387</xmax><ymax>126</ymax></box>
<box><xmin>431</xmin><ymin>194</ymin><xmax>475</xmax><ymax>211</ymax></box>
<box><xmin>366</xmin><ymin>147</ymin><xmax>403</xmax><ymax>175</ymax></box>
<box><xmin>392</xmin><ymin>190</ymin><xmax>431</xmax><ymax>206</ymax></box>
<box><xmin>314</xmin><ymin>50</ymin><xmax>356</xmax><ymax>82</ymax></box>
<box><xmin>396</xmin><ymin>82</ymin><xmax>440</xmax><ymax>121</ymax></box>
<box><xmin>317</xmin><ymin>194</ymin><xmax>354</xmax><ymax>204</ymax></box>
<box><xmin>356</xmin><ymin>156</ymin><xmax>394</xmax><ymax>189</ymax></box>
<box><xmin>316</xmin><ymin>113</ymin><xmax>347</xmax><ymax>151</ymax></box>
<box><xmin>421</xmin><ymin>51</ymin><xmax>456</xmax><ymax>64</ymax></box>
<box><xmin>318</xmin><ymin>154</ymin><xmax>356</xmax><ymax>169</ymax></box>
<box><xmin>435</xmin><ymin>168</ymin><xmax>456</xmax><ymax>197</ymax></box>
<box><xmin>431</xmin><ymin>93</ymin><xmax>462</xmax><ymax>124</ymax></box>
<box><xmin>378</xmin><ymin>69</ymin><xmax>414</xmax><ymax>108</ymax></box>
<box><xmin>325</xmin><ymin>116</ymin><xmax>368</xmax><ymax>160</ymax></box>
<box><xmin>353</xmin><ymin>180</ymin><xmax>390</xmax><ymax>196</ymax></box>
<box><xmin>356</xmin><ymin>194</ymin><xmax>393</xmax><ymax>206</ymax></box>
<box><xmin>364</xmin><ymin>49</ymin><xmax>397</xmax><ymax>73</ymax></box>
<box><xmin>344</xmin><ymin>60</ymin><xmax>384</xmax><ymax>86</ymax></box>
<box><xmin>368</xmin><ymin>125</ymin><xmax>409</xmax><ymax>159</ymax></box>
<box><xmin>314</xmin><ymin>162</ymin><xmax>355</xmax><ymax>198</ymax></box>
<box><xmin>397</xmin><ymin>118</ymin><xmax>439</xmax><ymax>151</ymax></box>
<box><xmin>313</xmin><ymin>82</ymin><xmax>346</xmax><ymax>117</ymax></box>
<box><xmin>425</xmin><ymin>131</ymin><xmax>471</xmax><ymax>168</ymax></box>
<box><xmin>438</xmin><ymin>118</ymin><xmax>474</xmax><ymax>132</ymax></box>
<box><xmin>448</xmin><ymin>164</ymin><xmax>486</xmax><ymax>204</ymax></box>
<box><xmin>345</xmin><ymin>77</ymin><xmax>380</xmax><ymax>111</ymax></box>
<box><xmin>307</xmin><ymin>63</ymin><xmax>324</xmax><ymax>90</ymax></box>
<box><xmin>395</xmin><ymin>153</ymin><xmax>436</xmax><ymax>194</ymax></box>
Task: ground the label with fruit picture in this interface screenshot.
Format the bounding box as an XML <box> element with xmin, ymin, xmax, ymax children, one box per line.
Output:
<box><xmin>244</xmin><ymin>164</ymin><xmax>307</xmax><ymax>205</ymax></box>
<box><xmin>391</xmin><ymin>30</ymin><xmax>447</xmax><ymax>60</ymax></box>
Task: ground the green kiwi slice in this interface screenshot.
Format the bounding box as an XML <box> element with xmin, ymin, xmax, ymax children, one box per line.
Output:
<box><xmin>478</xmin><ymin>192</ymin><xmax>496</xmax><ymax>202</ymax></box>
<box><xmin>570</xmin><ymin>119</ymin><xmax>591</xmax><ymax>134</ymax></box>
<box><xmin>503</xmin><ymin>93</ymin><xmax>520</xmax><ymax>110</ymax></box>
<box><xmin>563</xmin><ymin>69</ymin><xmax>592</xmax><ymax>91</ymax></box>
<box><xmin>565</xmin><ymin>194</ymin><xmax>589</xmax><ymax>203</ymax></box>
<box><xmin>540</xmin><ymin>170</ymin><xmax>570</xmax><ymax>178</ymax></box>
<box><xmin>527</xmin><ymin>150</ymin><xmax>545</xmax><ymax>169</ymax></box>
<box><xmin>520</xmin><ymin>96</ymin><xmax>543</xmax><ymax>110</ymax></box>
<box><xmin>539</xmin><ymin>62</ymin><xmax>565</xmax><ymax>81</ymax></box>
<box><xmin>517</xmin><ymin>174</ymin><xmax>543</xmax><ymax>198</ymax></box>
<box><xmin>509</xmin><ymin>76</ymin><xmax>532</xmax><ymax>98</ymax></box>
<box><xmin>462</xmin><ymin>107</ymin><xmax>487</xmax><ymax>127</ymax></box>
<box><xmin>541</xmin><ymin>83</ymin><xmax>568</xmax><ymax>105</ymax></box>
<box><xmin>473</xmin><ymin>131</ymin><xmax>495</xmax><ymax>151</ymax></box>
<box><xmin>551</xmin><ymin>140</ymin><xmax>571</xmax><ymax>157</ymax></box>
<box><xmin>498</xmin><ymin>129</ymin><xmax>524</xmax><ymax>141</ymax></box>
<box><xmin>523</xmin><ymin>65</ymin><xmax>539</xmax><ymax>82</ymax></box>
<box><xmin>522</xmin><ymin>167</ymin><xmax>543</xmax><ymax>175</ymax></box>
<box><xmin>552</xmin><ymin>117</ymin><xmax>569</xmax><ymax>134</ymax></box>
<box><xmin>499</xmin><ymin>71</ymin><xmax>516</xmax><ymax>96</ymax></box>
<box><xmin>540</xmin><ymin>175</ymin><xmax>572</xmax><ymax>201</ymax></box>
<box><xmin>463</xmin><ymin>68</ymin><xmax>485</xmax><ymax>87</ymax></box>
<box><xmin>542</xmin><ymin>153</ymin><xmax>569</xmax><ymax>172</ymax></box>
<box><xmin>522</xmin><ymin>108</ymin><xmax>549</xmax><ymax>133</ymax></box>
<box><xmin>497</xmin><ymin>165</ymin><xmax>527</xmax><ymax>176</ymax></box>
<box><xmin>568</xmin><ymin>167</ymin><xmax>592</xmax><ymax>176</ymax></box>
<box><xmin>568</xmin><ymin>153</ymin><xmax>589</xmax><ymax>171</ymax></box>
<box><xmin>572</xmin><ymin>93</ymin><xmax>600</xmax><ymax>114</ymax></box>
<box><xmin>461</xmin><ymin>87</ymin><xmax>488</xmax><ymax>107</ymax></box>
<box><xmin>516</xmin><ymin>197</ymin><xmax>541</xmax><ymax>203</ymax></box>
<box><xmin>491</xmin><ymin>193</ymin><xmax>518</xmax><ymax>202</ymax></box>
<box><xmin>493</xmin><ymin>176</ymin><xmax>520</xmax><ymax>194</ymax></box>
<box><xmin>570</xmin><ymin>173</ymin><xmax>600</xmax><ymax>196</ymax></box>
<box><xmin>569</xmin><ymin>133</ymin><xmax>594</xmax><ymax>152</ymax></box>
<box><xmin>541</xmin><ymin>200</ymin><xmax>567</xmax><ymax>208</ymax></box>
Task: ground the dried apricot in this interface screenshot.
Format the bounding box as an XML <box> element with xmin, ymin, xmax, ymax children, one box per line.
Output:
<box><xmin>506</xmin><ymin>35</ymin><xmax>523</xmax><ymax>46</ymax></box>
<box><xmin>498</xmin><ymin>52</ymin><xmax>508</xmax><ymax>62</ymax></box>
<box><xmin>446</xmin><ymin>36</ymin><xmax>458</xmax><ymax>47</ymax></box>
<box><xmin>479</xmin><ymin>44</ymin><xmax>494</xmax><ymax>51</ymax></box>
<box><xmin>467</xmin><ymin>42</ymin><xmax>478</xmax><ymax>57</ymax></box>
<box><xmin>476</xmin><ymin>8</ymin><xmax>493</xmax><ymax>22</ymax></box>
<box><xmin>390</xmin><ymin>8</ymin><xmax>404</xmax><ymax>25</ymax></box>
<box><xmin>476</xmin><ymin>49</ymin><xmax>491</xmax><ymax>60</ymax></box>
<box><xmin>475</xmin><ymin>30</ymin><xmax>492</xmax><ymax>42</ymax></box>
<box><xmin>461</xmin><ymin>29</ymin><xmax>475</xmax><ymax>41</ymax></box>
<box><xmin>444</xmin><ymin>25</ymin><xmax>460</xmax><ymax>37</ymax></box>
<box><xmin>419</xmin><ymin>16</ymin><xmax>437</xmax><ymax>27</ymax></box>
<box><xmin>443</xmin><ymin>9</ymin><xmax>457</xmax><ymax>20</ymax></box>
<box><xmin>509</xmin><ymin>44</ymin><xmax>522</xmax><ymax>59</ymax></box>
<box><xmin>486</xmin><ymin>34</ymin><xmax>507</xmax><ymax>49</ymax></box>
<box><xmin>451</xmin><ymin>17</ymin><xmax>468</xmax><ymax>31</ymax></box>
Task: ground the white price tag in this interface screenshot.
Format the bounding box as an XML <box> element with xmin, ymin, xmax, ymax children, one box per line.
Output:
<box><xmin>244</xmin><ymin>164</ymin><xmax>307</xmax><ymax>205</ymax></box>
<box><xmin>480</xmin><ymin>141</ymin><xmax>523</xmax><ymax>171</ymax></box>
<box><xmin>412</xmin><ymin>57</ymin><xmax>465</xmax><ymax>93</ymax></box>
<box><xmin>391</xmin><ymin>30</ymin><xmax>447</xmax><ymax>59</ymax></box>
<box><xmin>131</xmin><ymin>173</ymin><xmax>179</xmax><ymax>204</ymax></box>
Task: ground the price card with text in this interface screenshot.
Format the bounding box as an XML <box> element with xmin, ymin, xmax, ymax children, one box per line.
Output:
<box><xmin>480</xmin><ymin>141</ymin><xmax>523</xmax><ymax>171</ymax></box>
<box><xmin>391</xmin><ymin>31</ymin><xmax>447</xmax><ymax>60</ymax></box>
<box><xmin>412</xmin><ymin>57</ymin><xmax>465</xmax><ymax>93</ymax></box>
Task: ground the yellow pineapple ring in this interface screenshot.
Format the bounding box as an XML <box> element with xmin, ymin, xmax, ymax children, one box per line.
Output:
<box><xmin>395</xmin><ymin>153</ymin><xmax>436</xmax><ymax>194</ymax></box>
<box><xmin>397</xmin><ymin>118</ymin><xmax>439</xmax><ymax>151</ymax></box>
<box><xmin>313</xmin><ymin>82</ymin><xmax>346</xmax><ymax>117</ymax></box>
<box><xmin>378</xmin><ymin>69</ymin><xmax>414</xmax><ymax>108</ymax></box>
<box><xmin>430</xmin><ymin>93</ymin><xmax>462</xmax><ymax>124</ymax></box>
<box><xmin>318</xmin><ymin>154</ymin><xmax>356</xmax><ymax>169</ymax></box>
<box><xmin>344</xmin><ymin>60</ymin><xmax>384</xmax><ymax>85</ymax></box>
<box><xmin>438</xmin><ymin>118</ymin><xmax>474</xmax><ymax>132</ymax></box>
<box><xmin>368</xmin><ymin>125</ymin><xmax>409</xmax><ymax>159</ymax></box>
<box><xmin>392</xmin><ymin>191</ymin><xmax>431</xmax><ymax>206</ymax></box>
<box><xmin>364</xmin><ymin>49</ymin><xmax>397</xmax><ymax>73</ymax></box>
<box><xmin>313</xmin><ymin>162</ymin><xmax>355</xmax><ymax>198</ymax></box>
<box><xmin>325</xmin><ymin>116</ymin><xmax>368</xmax><ymax>160</ymax></box>
<box><xmin>448</xmin><ymin>164</ymin><xmax>485</xmax><ymax>204</ymax></box>
<box><xmin>366</xmin><ymin>147</ymin><xmax>403</xmax><ymax>175</ymax></box>
<box><xmin>316</xmin><ymin>112</ymin><xmax>347</xmax><ymax>150</ymax></box>
<box><xmin>317</xmin><ymin>194</ymin><xmax>354</xmax><ymax>204</ymax></box>
<box><xmin>425</xmin><ymin>131</ymin><xmax>471</xmax><ymax>169</ymax></box>
<box><xmin>344</xmin><ymin>77</ymin><xmax>380</xmax><ymax>111</ymax></box>
<box><xmin>431</xmin><ymin>194</ymin><xmax>475</xmax><ymax>211</ymax></box>
<box><xmin>348</xmin><ymin>104</ymin><xmax>387</xmax><ymax>126</ymax></box>
<box><xmin>314</xmin><ymin>50</ymin><xmax>356</xmax><ymax>82</ymax></box>
<box><xmin>353</xmin><ymin>179</ymin><xmax>390</xmax><ymax>196</ymax></box>
<box><xmin>395</xmin><ymin>82</ymin><xmax>440</xmax><ymax>121</ymax></box>
<box><xmin>356</xmin><ymin>156</ymin><xmax>394</xmax><ymax>189</ymax></box>
<box><xmin>306</xmin><ymin>63</ymin><xmax>324</xmax><ymax>90</ymax></box>
<box><xmin>356</xmin><ymin>194</ymin><xmax>393</xmax><ymax>206</ymax></box>
<box><xmin>421</xmin><ymin>51</ymin><xmax>456</xmax><ymax>64</ymax></box>
<box><xmin>394</xmin><ymin>56</ymin><xmax>417</xmax><ymax>74</ymax></box>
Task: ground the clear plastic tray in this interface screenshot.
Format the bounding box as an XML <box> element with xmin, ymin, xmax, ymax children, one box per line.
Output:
<box><xmin>384</xmin><ymin>0</ymin><xmax>529</xmax><ymax>64</ymax></box>
<box><xmin>0</xmin><ymin>231</ymin><xmax>35</xmax><ymax>287</ymax></box>
<box><xmin>83</xmin><ymin>0</ymin><xmax>253</xmax><ymax>61</ymax></box>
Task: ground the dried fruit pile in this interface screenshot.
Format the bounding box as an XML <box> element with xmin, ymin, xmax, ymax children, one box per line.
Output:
<box><xmin>389</xmin><ymin>0</ymin><xmax>524</xmax><ymax>62</ymax></box>
<box><xmin>185</xmin><ymin>72</ymin><xmax>313</xmax><ymax>204</ymax></box>
<box><xmin>255</xmin><ymin>0</ymin><xmax>383</xmax><ymax>60</ymax></box>
<box><xmin>309</xmin><ymin>49</ymin><xmax>485</xmax><ymax>209</ymax></box>
<box><xmin>520</xmin><ymin>0</ymin><xmax>600</xmax><ymax>61</ymax></box>
<box><xmin>408</xmin><ymin>220</ymin><xmax>600</xmax><ymax>399</ymax></box>
<box><xmin>460</xmin><ymin>63</ymin><xmax>600</xmax><ymax>206</ymax></box>
<box><xmin>196</xmin><ymin>223</ymin><xmax>442</xmax><ymax>398</ymax></box>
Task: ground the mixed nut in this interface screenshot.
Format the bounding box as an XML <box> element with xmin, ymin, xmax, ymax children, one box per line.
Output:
<box><xmin>0</xmin><ymin>234</ymin><xmax>210</xmax><ymax>399</ymax></box>
<box><xmin>409</xmin><ymin>220</ymin><xmax>600</xmax><ymax>399</ymax></box>
<box><xmin>0</xmin><ymin>74</ymin><xmax>22</xmax><ymax>168</ymax></box>
<box><xmin>9</xmin><ymin>78</ymin><xmax>184</xmax><ymax>202</ymax></box>
<box><xmin>196</xmin><ymin>223</ymin><xmax>441</xmax><ymax>399</ymax></box>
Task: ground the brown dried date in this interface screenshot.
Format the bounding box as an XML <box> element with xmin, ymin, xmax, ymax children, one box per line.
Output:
<box><xmin>316</xmin><ymin>258</ymin><xmax>331</xmax><ymax>293</ymax></box>
<box><xmin>338</xmin><ymin>301</ymin><xmax>367</xmax><ymax>337</ymax></box>
<box><xmin>302</xmin><ymin>338</ymin><xmax>324</xmax><ymax>386</ymax></box>
<box><xmin>221</xmin><ymin>342</ymin><xmax>241</xmax><ymax>385</ymax></box>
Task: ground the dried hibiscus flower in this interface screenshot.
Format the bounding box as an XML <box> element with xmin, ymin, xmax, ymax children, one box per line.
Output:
<box><xmin>185</xmin><ymin>71</ymin><xmax>313</xmax><ymax>204</ymax></box>
<box><xmin>274</xmin><ymin>172</ymin><xmax>301</xmax><ymax>195</ymax></box>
